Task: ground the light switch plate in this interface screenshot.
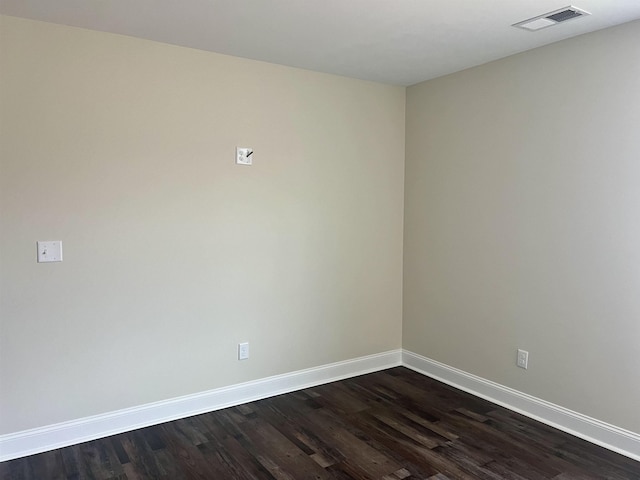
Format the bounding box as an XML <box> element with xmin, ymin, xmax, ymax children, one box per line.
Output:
<box><xmin>37</xmin><ymin>241</ymin><xmax>63</xmax><ymax>263</ymax></box>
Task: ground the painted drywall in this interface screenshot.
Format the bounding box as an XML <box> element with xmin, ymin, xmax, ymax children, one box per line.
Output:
<box><xmin>0</xmin><ymin>15</ymin><xmax>405</xmax><ymax>434</ymax></box>
<box><xmin>404</xmin><ymin>20</ymin><xmax>640</xmax><ymax>433</ymax></box>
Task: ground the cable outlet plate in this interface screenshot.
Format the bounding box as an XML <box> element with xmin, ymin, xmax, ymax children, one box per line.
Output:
<box><xmin>236</xmin><ymin>147</ymin><xmax>253</xmax><ymax>165</ymax></box>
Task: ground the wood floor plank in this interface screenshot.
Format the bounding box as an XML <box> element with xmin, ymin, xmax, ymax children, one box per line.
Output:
<box><xmin>194</xmin><ymin>412</ymin><xmax>276</xmax><ymax>479</ymax></box>
<box><xmin>304</xmin><ymin>408</ymin><xmax>403</xmax><ymax>478</ymax></box>
<box><xmin>451</xmin><ymin>435</ymin><xmax>550</xmax><ymax>480</ymax></box>
<box><xmin>311</xmin><ymin>382</ymin><xmax>372</xmax><ymax>414</ymax></box>
<box><xmin>233</xmin><ymin>417</ymin><xmax>334</xmax><ymax>479</ymax></box>
<box><xmin>369</xmin><ymin>410</ymin><xmax>444</xmax><ymax>449</ymax></box>
<box><xmin>2</xmin><ymin>367</ymin><xmax>639</xmax><ymax>479</ymax></box>
<box><xmin>439</xmin><ymin>411</ymin><xmax>565</xmax><ymax>477</ymax></box>
<box><xmin>346</xmin><ymin>415</ymin><xmax>440</xmax><ymax>476</ymax></box>
<box><xmin>470</xmin><ymin>408</ymin><xmax>634</xmax><ymax>479</ymax></box>
<box><xmin>157</xmin><ymin>423</ymin><xmax>225</xmax><ymax>479</ymax></box>
<box><xmin>251</xmin><ymin>400</ymin><xmax>344</xmax><ymax>465</ymax></box>
<box><xmin>60</xmin><ymin>444</ymin><xmax>96</xmax><ymax>480</ymax></box>
<box><xmin>0</xmin><ymin>456</ymin><xmax>27</xmax><ymax>480</ymax></box>
<box><xmin>119</xmin><ymin>431</ymin><xmax>164</xmax><ymax>479</ymax></box>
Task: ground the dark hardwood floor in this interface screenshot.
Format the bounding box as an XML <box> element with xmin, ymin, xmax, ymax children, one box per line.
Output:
<box><xmin>2</xmin><ymin>367</ymin><xmax>639</xmax><ymax>479</ymax></box>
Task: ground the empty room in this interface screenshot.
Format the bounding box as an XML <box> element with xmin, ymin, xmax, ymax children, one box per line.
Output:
<box><xmin>1</xmin><ymin>1</ymin><xmax>639</xmax><ymax>478</ymax></box>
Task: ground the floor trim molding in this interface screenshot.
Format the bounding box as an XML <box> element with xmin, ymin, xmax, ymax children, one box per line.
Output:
<box><xmin>3</xmin><ymin>349</ymin><xmax>639</xmax><ymax>463</ymax></box>
<box><xmin>402</xmin><ymin>349</ymin><xmax>640</xmax><ymax>462</ymax></box>
<box><xmin>0</xmin><ymin>349</ymin><xmax>402</xmax><ymax>462</ymax></box>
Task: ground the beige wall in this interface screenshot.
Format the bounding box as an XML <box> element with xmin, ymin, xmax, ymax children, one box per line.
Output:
<box><xmin>404</xmin><ymin>20</ymin><xmax>640</xmax><ymax>433</ymax></box>
<box><xmin>0</xmin><ymin>16</ymin><xmax>405</xmax><ymax>434</ymax></box>
<box><xmin>2</xmin><ymin>11</ymin><xmax>639</xmax><ymax>441</ymax></box>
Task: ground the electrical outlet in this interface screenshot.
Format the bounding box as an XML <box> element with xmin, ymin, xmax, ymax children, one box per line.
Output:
<box><xmin>517</xmin><ymin>349</ymin><xmax>529</xmax><ymax>369</ymax></box>
<box><xmin>238</xmin><ymin>342</ymin><xmax>249</xmax><ymax>360</ymax></box>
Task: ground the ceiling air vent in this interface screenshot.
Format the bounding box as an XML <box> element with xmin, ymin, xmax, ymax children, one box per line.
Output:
<box><xmin>513</xmin><ymin>6</ymin><xmax>591</xmax><ymax>31</ymax></box>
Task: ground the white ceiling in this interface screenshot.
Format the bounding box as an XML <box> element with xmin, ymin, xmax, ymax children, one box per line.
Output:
<box><xmin>1</xmin><ymin>0</ymin><xmax>639</xmax><ymax>86</ymax></box>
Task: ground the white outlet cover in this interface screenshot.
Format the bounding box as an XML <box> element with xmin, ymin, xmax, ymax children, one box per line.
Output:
<box><xmin>37</xmin><ymin>241</ymin><xmax>63</xmax><ymax>263</ymax></box>
<box><xmin>238</xmin><ymin>342</ymin><xmax>249</xmax><ymax>360</ymax></box>
<box><xmin>517</xmin><ymin>349</ymin><xmax>529</xmax><ymax>369</ymax></box>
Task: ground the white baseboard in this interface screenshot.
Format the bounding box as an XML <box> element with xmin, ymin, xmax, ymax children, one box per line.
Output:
<box><xmin>402</xmin><ymin>349</ymin><xmax>640</xmax><ymax>462</ymax></box>
<box><xmin>3</xmin><ymin>349</ymin><xmax>639</xmax><ymax>464</ymax></box>
<box><xmin>0</xmin><ymin>349</ymin><xmax>402</xmax><ymax>462</ymax></box>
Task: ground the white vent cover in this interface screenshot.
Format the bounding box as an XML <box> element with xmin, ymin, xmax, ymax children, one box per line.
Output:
<box><xmin>513</xmin><ymin>6</ymin><xmax>591</xmax><ymax>31</ymax></box>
